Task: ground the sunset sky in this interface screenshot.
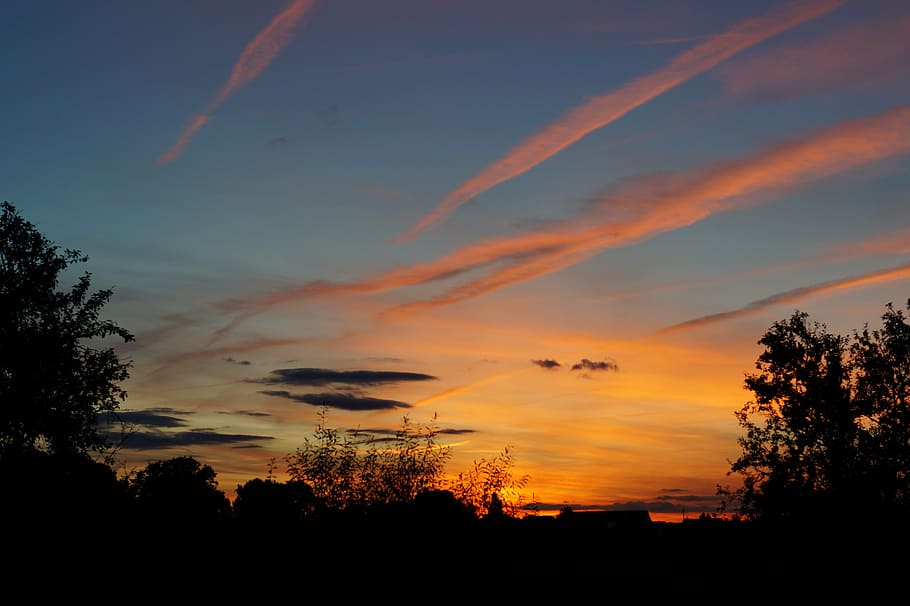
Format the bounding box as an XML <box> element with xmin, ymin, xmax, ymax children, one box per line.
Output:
<box><xmin>4</xmin><ymin>0</ymin><xmax>910</xmax><ymax>519</ymax></box>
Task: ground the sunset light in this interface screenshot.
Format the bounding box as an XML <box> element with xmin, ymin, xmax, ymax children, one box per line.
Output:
<box><xmin>4</xmin><ymin>0</ymin><xmax>909</xmax><ymax>524</ymax></box>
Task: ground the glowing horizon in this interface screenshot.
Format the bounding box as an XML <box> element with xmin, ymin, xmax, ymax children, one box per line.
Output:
<box><xmin>6</xmin><ymin>0</ymin><xmax>910</xmax><ymax>517</ymax></box>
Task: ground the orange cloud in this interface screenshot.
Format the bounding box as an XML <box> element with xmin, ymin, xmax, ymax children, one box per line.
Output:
<box><xmin>827</xmin><ymin>226</ymin><xmax>910</xmax><ymax>259</ymax></box>
<box><xmin>208</xmin><ymin>0</ymin><xmax>317</xmax><ymax>109</ymax></box>
<box><xmin>153</xmin><ymin>114</ymin><xmax>210</xmax><ymax>168</ymax></box>
<box><xmin>657</xmin><ymin>261</ymin><xmax>910</xmax><ymax>335</ymax></box>
<box><xmin>382</xmin><ymin>105</ymin><xmax>910</xmax><ymax>316</ymax></box>
<box><xmin>411</xmin><ymin>368</ymin><xmax>530</xmax><ymax>409</ymax></box>
<box><xmin>211</xmin><ymin>104</ymin><xmax>910</xmax><ymax>339</ymax></box>
<box><xmin>394</xmin><ymin>0</ymin><xmax>846</xmax><ymax>242</ymax></box>
<box><xmin>154</xmin><ymin>0</ymin><xmax>317</xmax><ymax>168</ymax></box>
<box><xmin>718</xmin><ymin>15</ymin><xmax>910</xmax><ymax>100</ymax></box>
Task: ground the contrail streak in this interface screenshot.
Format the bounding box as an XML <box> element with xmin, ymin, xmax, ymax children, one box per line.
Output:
<box><xmin>657</xmin><ymin>262</ymin><xmax>910</xmax><ymax>335</ymax></box>
<box><xmin>384</xmin><ymin>105</ymin><xmax>910</xmax><ymax>315</ymax></box>
<box><xmin>153</xmin><ymin>0</ymin><xmax>317</xmax><ymax>168</ymax></box>
<box><xmin>394</xmin><ymin>0</ymin><xmax>845</xmax><ymax>242</ymax></box>
<box><xmin>210</xmin><ymin>105</ymin><xmax>910</xmax><ymax>339</ymax></box>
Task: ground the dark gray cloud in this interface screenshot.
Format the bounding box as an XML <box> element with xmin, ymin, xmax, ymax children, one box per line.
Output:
<box><xmin>256</xmin><ymin>367</ymin><xmax>438</xmax><ymax>387</ymax></box>
<box><xmin>101</xmin><ymin>407</ymin><xmax>273</xmax><ymax>451</ymax></box>
<box><xmin>224</xmin><ymin>356</ymin><xmax>252</xmax><ymax>366</ymax></box>
<box><xmin>117</xmin><ymin>429</ymin><xmax>273</xmax><ymax>451</ymax></box>
<box><xmin>101</xmin><ymin>408</ymin><xmax>191</xmax><ymax>429</ymax></box>
<box><xmin>269</xmin><ymin>136</ymin><xmax>292</xmax><ymax>147</ymax></box>
<box><xmin>570</xmin><ymin>358</ymin><xmax>619</xmax><ymax>372</ymax></box>
<box><xmin>532</xmin><ymin>359</ymin><xmax>562</xmax><ymax>369</ymax></box>
<box><xmin>231</xmin><ymin>410</ymin><xmax>272</xmax><ymax>418</ymax></box>
<box><xmin>344</xmin><ymin>427</ymin><xmax>476</xmax><ymax>437</ymax></box>
<box><xmin>437</xmin><ymin>428</ymin><xmax>476</xmax><ymax>435</ymax></box>
<box><xmin>260</xmin><ymin>389</ymin><xmax>411</xmax><ymax>411</ymax></box>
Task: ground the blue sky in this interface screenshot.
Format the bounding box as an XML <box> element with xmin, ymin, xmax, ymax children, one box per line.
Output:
<box><xmin>3</xmin><ymin>0</ymin><xmax>910</xmax><ymax>518</ymax></box>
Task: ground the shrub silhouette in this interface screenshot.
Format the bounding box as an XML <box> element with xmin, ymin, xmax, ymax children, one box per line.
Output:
<box><xmin>449</xmin><ymin>445</ymin><xmax>531</xmax><ymax>519</ymax></box>
<box><xmin>285</xmin><ymin>407</ymin><xmax>452</xmax><ymax>514</ymax></box>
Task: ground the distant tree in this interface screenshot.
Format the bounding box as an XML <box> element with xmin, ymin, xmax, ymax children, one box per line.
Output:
<box><xmin>128</xmin><ymin>456</ymin><xmax>231</xmax><ymax>523</ymax></box>
<box><xmin>404</xmin><ymin>488</ymin><xmax>476</xmax><ymax>525</ymax></box>
<box><xmin>233</xmin><ymin>477</ymin><xmax>316</xmax><ymax>523</ymax></box>
<box><xmin>0</xmin><ymin>201</ymin><xmax>133</xmax><ymax>466</ymax></box>
<box><xmin>720</xmin><ymin>302</ymin><xmax>910</xmax><ymax>522</ymax></box>
<box><xmin>448</xmin><ymin>445</ymin><xmax>531</xmax><ymax>519</ymax></box>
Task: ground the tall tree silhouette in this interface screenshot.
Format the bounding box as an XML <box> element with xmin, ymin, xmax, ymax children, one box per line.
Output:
<box><xmin>721</xmin><ymin>302</ymin><xmax>910</xmax><ymax>522</ymax></box>
<box><xmin>0</xmin><ymin>201</ymin><xmax>133</xmax><ymax>465</ymax></box>
<box><xmin>852</xmin><ymin>301</ymin><xmax>910</xmax><ymax>514</ymax></box>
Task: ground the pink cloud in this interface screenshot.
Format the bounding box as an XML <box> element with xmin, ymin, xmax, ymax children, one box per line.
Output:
<box><xmin>211</xmin><ymin>105</ymin><xmax>910</xmax><ymax>338</ymax></box>
<box><xmin>394</xmin><ymin>0</ymin><xmax>846</xmax><ymax>242</ymax></box>
<box><xmin>154</xmin><ymin>0</ymin><xmax>317</xmax><ymax>168</ymax></box>
<box><xmin>658</xmin><ymin>262</ymin><xmax>910</xmax><ymax>335</ymax></box>
<box><xmin>717</xmin><ymin>15</ymin><xmax>910</xmax><ymax>100</ymax></box>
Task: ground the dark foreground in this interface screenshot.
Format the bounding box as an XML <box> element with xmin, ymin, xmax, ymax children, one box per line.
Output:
<box><xmin>8</xmin><ymin>514</ymin><xmax>908</xmax><ymax>603</ymax></box>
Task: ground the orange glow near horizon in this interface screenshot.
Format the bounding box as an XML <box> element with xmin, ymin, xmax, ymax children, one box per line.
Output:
<box><xmin>21</xmin><ymin>0</ymin><xmax>908</xmax><ymax>521</ymax></box>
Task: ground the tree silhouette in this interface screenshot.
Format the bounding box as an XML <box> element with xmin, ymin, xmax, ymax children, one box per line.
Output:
<box><xmin>720</xmin><ymin>302</ymin><xmax>910</xmax><ymax>522</ymax></box>
<box><xmin>852</xmin><ymin>301</ymin><xmax>910</xmax><ymax>514</ymax></box>
<box><xmin>128</xmin><ymin>456</ymin><xmax>231</xmax><ymax>523</ymax></box>
<box><xmin>233</xmin><ymin>477</ymin><xmax>316</xmax><ymax>523</ymax></box>
<box><xmin>0</xmin><ymin>201</ymin><xmax>133</xmax><ymax>465</ymax></box>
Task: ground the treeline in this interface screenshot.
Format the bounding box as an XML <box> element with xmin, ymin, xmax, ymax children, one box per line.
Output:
<box><xmin>1</xmin><ymin>409</ymin><xmax>531</xmax><ymax>527</ymax></box>
<box><xmin>5</xmin><ymin>200</ymin><xmax>910</xmax><ymax>533</ymax></box>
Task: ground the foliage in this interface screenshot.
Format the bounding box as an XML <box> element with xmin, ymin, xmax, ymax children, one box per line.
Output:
<box><xmin>233</xmin><ymin>477</ymin><xmax>316</xmax><ymax>523</ymax></box>
<box><xmin>720</xmin><ymin>301</ymin><xmax>910</xmax><ymax>522</ymax></box>
<box><xmin>285</xmin><ymin>408</ymin><xmax>534</xmax><ymax>520</ymax></box>
<box><xmin>285</xmin><ymin>407</ymin><xmax>452</xmax><ymax>513</ymax></box>
<box><xmin>0</xmin><ymin>448</ymin><xmax>131</xmax><ymax>520</ymax></box>
<box><xmin>0</xmin><ymin>201</ymin><xmax>133</xmax><ymax>466</ymax></box>
<box><xmin>448</xmin><ymin>445</ymin><xmax>531</xmax><ymax>518</ymax></box>
<box><xmin>128</xmin><ymin>456</ymin><xmax>231</xmax><ymax>523</ymax></box>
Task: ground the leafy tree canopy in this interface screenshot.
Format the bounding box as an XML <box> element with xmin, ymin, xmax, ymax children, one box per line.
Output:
<box><xmin>721</xmin><ymin>301</ymin><xmax>910</xmax><ymax>522</ymax></box>
<box><xmin>128</xmin><ymin>456</ymin><xmax>231</xmax><ymax>523</ymax></box>
<box><xmin>0</xmin><ymin>201</ymin><xmax>133</xmax><ymax>466</ymax></box>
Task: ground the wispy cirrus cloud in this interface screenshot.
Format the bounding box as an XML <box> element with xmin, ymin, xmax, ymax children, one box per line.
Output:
<box><xmin>162</xmin><ymin>337</ymin><xmax>317</xmax><ymax>365</ymax></box>
<box><xmin>826</xmin><ymin>226</ymin><xmax>910</xmax><ymax>259</ymax></box>
<box><xmin>154</xmin><ymin>0</ymin><xmax>317</xmax><ymax>168</ymax></box>
<box><xmin>393</xmin><ymin>0</ymin><xmax>845</xmax><ymax>242</ymax></box>
<box><xmin>717</xmin><ymin>15</ymin><xmax>910</xmax><ymax>101</ymax></box>
<box><xmin>410</xmin><ymin>368</ymin><xmax>529</xmax><ymax>409</ymax></box>
<box><xmin>210</xmin><ymin>104</ymin><xmax>910</xmax><ymax>340</ymax></box>
<box><xmin>658</xmin><ymin>261</ymin><xmax>910</xmax><ymax>335</ymax></box>
<box><xmin>381</xmin><ymin>105</ymin><xmax>910</xmax><ymax>317</ymax></box>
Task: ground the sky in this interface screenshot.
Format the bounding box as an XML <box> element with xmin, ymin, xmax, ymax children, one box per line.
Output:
<box><xmin>4</xmin><ymin>0</ymin><xmax>910</xmax><ymax>520</ymax></box>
